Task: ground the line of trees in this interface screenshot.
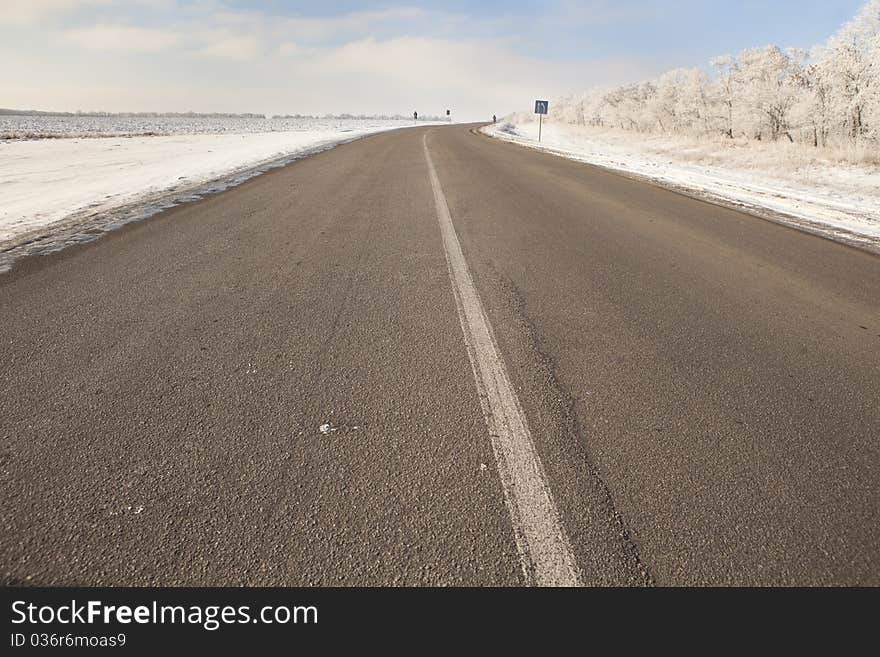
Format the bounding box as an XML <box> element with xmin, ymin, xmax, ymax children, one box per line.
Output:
<box><xmin>0</xmin><ymin>109</ymin><xmax>267</xmax><ymax>119</ymax></box>
<box><xmin>273</xmin><ymin>113</ymin><xmax>446</xmax><ymax>121</ymax></box>
<box><xmin>530</xmin><ymin>0</ymin><xmax>880</xmax><ymax>147</ymax></box>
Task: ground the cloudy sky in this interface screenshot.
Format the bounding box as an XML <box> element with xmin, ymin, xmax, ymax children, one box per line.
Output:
<box><xmin>2</xmin><ymin>0</ymin><xmax>866</xmax><ymax>120</ymax></box>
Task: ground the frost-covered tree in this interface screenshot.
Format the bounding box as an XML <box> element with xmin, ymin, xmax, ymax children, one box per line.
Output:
<box><xmin>710</xmin><ymin>55</ymin><xmax>736</xmax><ymax>138</ymax></box>
<box><xmin>677</xmin><ymin>68</ymin><xmax>711</xmax><ymax>134</ymax></box>
<box><xmin>646</xmin><ymin>70</ymin><xmax>681</xmax><ymax>132</ymax></box>
<box><xmin>815</xmin><ymin>0</ymin><xmax>880</xmax><ymax>140</ymax></box>
<box><xmin>733</xmin><ymin>46</ymin><xmax>801</xmax><ymax>141</ymax></box>
<box><xmin>531</xmin><ymin>0</ymin><xmax>880</xmax><ymax>150</ymax></box>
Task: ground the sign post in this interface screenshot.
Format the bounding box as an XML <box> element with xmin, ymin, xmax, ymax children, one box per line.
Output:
<box><xmin>534</xmin><ymin>100</ymin><xmax>549</xmax><ymax>142</ymax></box>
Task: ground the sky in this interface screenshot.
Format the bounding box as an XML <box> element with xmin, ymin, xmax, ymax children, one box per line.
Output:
<box><xmin>1</xmin><ymin>0</ymin><xmax>869</xmax><ymax>121</ymax></box>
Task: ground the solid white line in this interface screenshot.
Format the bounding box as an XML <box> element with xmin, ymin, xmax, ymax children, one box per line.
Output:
<box><xmin>423</xmin><ymin>132</ymin><xmax>582</xmax><ymax>587</ymax></box>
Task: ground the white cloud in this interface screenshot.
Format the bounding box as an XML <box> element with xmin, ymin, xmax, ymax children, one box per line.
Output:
<box><xmin>2</xmin><ymin>2</ymin><xmax>659</xmax><ymax>119</ymax></box>
<box><xmin>65</xmin><ymin>23</ymin><xmax>182</xmax><ymax>52</ymax></box>
<box><xmin>318</xmin><ymin>36</ymin><xmax>646</xmax><ymax>98</ymax></box>
<box><xmin>278</xmin><ymin>42</ymin><xmax>308</xmax><ymax>57</ymax></box>
<box><xmin>277</xmin><ymin>35</ymin><xmax>653</xmax><ymax>119</ymax></box>
<box><xmin>273</xmin><ymin>7</ymin><xmax>429</xmax><ymax>42</ymax></box>
<box><xmin>196</xmin><ymin>32</ymin><xmax>263</xmax><ymax>61</ymax></box>
<box><xmin>5</xmin><ymin>0</ymin><xmax>110</xmax><ymax>26</ymax></box>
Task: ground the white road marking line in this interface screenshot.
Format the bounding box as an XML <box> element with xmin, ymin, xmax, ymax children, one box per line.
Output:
<box><xmin>423</xmin><ymin>133</ymin><xmax>582</xmax><ymax>587</ymax></box>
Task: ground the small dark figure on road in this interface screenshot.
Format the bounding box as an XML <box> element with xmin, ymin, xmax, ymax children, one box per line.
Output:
<box><xmin>493</xmin><ymin>114</ymin><xmax>497</xmax><ymax>123</ymax></box>
<box><xmin>413</xmin><ymin>111</ymin><xmax>418</xmax><ymax>121</ymax></box>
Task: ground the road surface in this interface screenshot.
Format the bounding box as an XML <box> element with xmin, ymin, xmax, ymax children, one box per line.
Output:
<box><xmin>1</xmin><ymin>124</ymin><xmax>878</xmax><ymax>586</ymax></box>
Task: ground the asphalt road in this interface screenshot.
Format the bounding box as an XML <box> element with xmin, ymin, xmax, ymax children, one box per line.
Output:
<box><xmin>1</xmin><ymin>124</ymin><xmax>878</xmax><ymax>586</ymax></box>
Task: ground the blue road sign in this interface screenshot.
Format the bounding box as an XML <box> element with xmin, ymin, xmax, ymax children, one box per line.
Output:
<box><xmin>535</xmin><ymin>100</ymin><xmax>549</xmax><ymax>115</ymax></box>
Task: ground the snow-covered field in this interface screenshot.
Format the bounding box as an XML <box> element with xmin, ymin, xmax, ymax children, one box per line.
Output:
<box><xmin>483</xmin><ymin>121</ymin><xmax>880</xmax><ymax>251</ymax></box>
<box><xmin>0</xmin><ymin>114</ymin><xmax>426</xmax><ymax>139</ymax></box>
<box><xmin>0</xmin><ymin>118</ymin><xmax>429</xmax><ymax>272</ymax></box>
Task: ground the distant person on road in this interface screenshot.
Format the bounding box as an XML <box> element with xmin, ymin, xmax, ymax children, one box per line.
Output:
<box><xmin>413</xmin><ymin>111</ymin><xmax>418</xmax><ymax>121</ymax></box>
<box><xmin>493</xmin><ymin>114</ymin><xmax>497</xmax><ymax>123</ymax></box>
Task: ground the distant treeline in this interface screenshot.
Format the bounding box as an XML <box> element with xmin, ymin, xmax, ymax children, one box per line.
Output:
<box><xmin>273</xmin><ymin>113</ymin><xmax>445</xmax><ymax>121</ymax></box>
<box><xmin>514</xmin><ymin>0</ymin><xmax>880</xmax><ymax>147</ymax></box>
<box><xmin>1</xmin><ymin>108</ymin><xmax>446</xmax><ymax>121</ymax></box>
<box><xmin>0</xmin><ymin>109</ymin><xmax>267</xmax><ymax>118</ymax></box>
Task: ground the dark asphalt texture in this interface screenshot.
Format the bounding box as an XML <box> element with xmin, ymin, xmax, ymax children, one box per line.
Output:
<box><xmin>1</xmin><ymin>124</ymin><xmax>878</xmax><ymax>585</ymax></box>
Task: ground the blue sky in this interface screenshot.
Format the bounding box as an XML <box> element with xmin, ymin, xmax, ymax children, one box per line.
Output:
<box><xmin>214</xmin><ymin>0</ymin><xmax>864</xmax><ymax>60</ymax></box>
<box><xmin>1</xmin><ymin>1</ymin><xmax>868</xmax><ymax>120</ymax></box>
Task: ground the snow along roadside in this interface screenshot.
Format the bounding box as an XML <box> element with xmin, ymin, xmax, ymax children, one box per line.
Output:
<box><xmin>482</xmin><ymin>122</ymin><xmax>880</xmax><ymax>253</ymax></box>
<box><xmin>0</xmin><ymin>125</ymin><xmax>431</xmax><ymax>273</ymax></box>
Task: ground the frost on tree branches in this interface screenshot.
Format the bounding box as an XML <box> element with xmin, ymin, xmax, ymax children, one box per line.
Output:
<box><xmin>518</xmin><ymin>0</ymin><xmax>880</xmax><ymax>149</ymax></box>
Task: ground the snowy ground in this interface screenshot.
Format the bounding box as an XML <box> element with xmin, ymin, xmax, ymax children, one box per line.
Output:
<box><xmin>483</xmin><ymin>121</ymin><xmax>880</xmax><ymax>252</ymax></box>
<box><xmin>0</xmin><ymin>114</ymin><xmax>432</xmax><ymax>139</ymax></box>
<box><xmin>0</xmin><ymin>120</ymin><xmax>432</xmax><ymax>272</ymax></box>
